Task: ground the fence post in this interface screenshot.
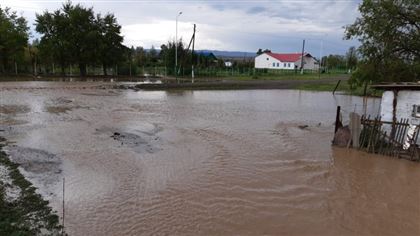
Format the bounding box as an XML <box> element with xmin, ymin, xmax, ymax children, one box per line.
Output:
<box><xmin>334</xmin><ymin>106</ymin><xmax>341</xmax><ymax>134</ymax></box>
<box><xmin>350</xmin><ymin>112</ymin><xmax>361</xmax><ymax>148</ymax></box>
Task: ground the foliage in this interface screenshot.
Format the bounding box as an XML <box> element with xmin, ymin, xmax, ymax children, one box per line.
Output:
<box><xmin>346</xmin><ymin>46</ymin><xmax>358</xmax><ymax>70</ymax></box>
<box><xmin>97</xmin><ymin>13</ymin><xmax>125</xmax><ymax>75</ymax></box>
<box><xmin>35</xmin><ymin>1</ymin><xmax>125</xmax><ymax>76</ymax></box>
<box><xmin>160</xmin><ymin>40</ymin><xmax>191</xmax><ymax>75</ymax></box>
<box><xmin>345</xmin><ymin>0</ymin><xmax>420</xmax><ymax>83</ymax></box>
<box><xmin>0</xmin><ymin>6</ymin><xmax>29</xmax><ymax>73</ymax></box>
<box><xmin>321</xmin><ymin>54</ymin><xmax>346</xmax><ymax>71</ymax></box>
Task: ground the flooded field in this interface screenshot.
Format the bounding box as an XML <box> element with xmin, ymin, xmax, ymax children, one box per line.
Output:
<box><xmin>1</xmin><ymin>82</ymin><xmax>419</xmax><ymax>236</ymax></box>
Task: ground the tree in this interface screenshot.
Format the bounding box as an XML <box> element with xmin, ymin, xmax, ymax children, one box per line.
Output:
<box><xmin>321</xmin><ymin>54</ymin><xmax>346</xmax><ymax>71</ymax></box>
<box><xmin>146</xmin><ymin>45</ymin><xmax>158</xmax><ymax>66</ymax></box>
<box><xmin>345</xmin><ymin>46</ymin><xmax>358</xmax><ymax>71</ymax></box>
<box><xmin>0</xmin><ymin>6</ymin><xmax>29</xmax><ymax>73</ymax></box>
<box><xmin>97</xmin><ymin>13</ymin><xmax>124</xmax><ymax>75</ymax></box>
<box><xmin>345</xmin><ymin>0</ymin><xmax>420</xmax><ymax>83</ymax></box>
<box><xmin>36</xmin><ymin>8</ymin><xmax>71</xmax><ymax>75</ymax></box>
<box><xmin>36</xmin><ymin>1</ymin><xmax>125</xmax><ymax>76</ymax></box>
<box><xmin>28</xmin><ymin>40</ymin><xmax>40</xmax><ymax>75</ymax></box>
<box><xmin>160</xmin><ymin>40</ymin><xmax>189</xmax><ymax>76</ymax></box>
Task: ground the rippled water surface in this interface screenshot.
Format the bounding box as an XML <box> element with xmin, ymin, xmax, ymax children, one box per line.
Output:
<box><xmin>1</xmin><ymin>82</ymin><xmax>419</xmax><ymax>236</ymax></box>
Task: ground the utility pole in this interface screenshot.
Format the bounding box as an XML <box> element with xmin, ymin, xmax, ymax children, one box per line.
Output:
<box><xmin>191</xmin><ymin>24</ymin><xmax>196</xmax><ymax>83</ymax></box>
<box><xmin>175</xmin><ymin>11</ymin><xmax>182</xmax><ymax>83</ymax></box>
<box><xmin>300</xmin><ymin>39</ymin><xmax>305</xmax><ymax>74</ymax></box>
<box><xmin>319</xmin><ymin>40</ymin><xmax>323</xmax><ymax>79</ymax></box>
<box><xmin>62</xmin><ymin>177</ymin><xmax>65</xmax><ymax>235</ymax></box>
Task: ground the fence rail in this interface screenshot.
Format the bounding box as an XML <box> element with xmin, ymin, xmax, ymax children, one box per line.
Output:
<box><xmin>359</xmin><ymin>115</ymin><xmax>419</xmax><ymax>160</ymax></box>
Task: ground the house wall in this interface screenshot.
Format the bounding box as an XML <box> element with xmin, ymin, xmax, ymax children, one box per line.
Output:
<box><xmin>254</xmin><ymin>53</ymin><xmax>295</xmax><ymax>70</ymax></box>
<box><xmin>380</xmin><ymin>90</ymin><xmax>420</xmax><ymax>144</ymax></box>
<box><xmin>380</xmin><ymin>90</ymin><xmax>420</xmax><ymax>123</ymax></box>
<box><xmin>294</xmin><ymin>56</ymin><xmax>319</xmax><ymax>70</ymax></box>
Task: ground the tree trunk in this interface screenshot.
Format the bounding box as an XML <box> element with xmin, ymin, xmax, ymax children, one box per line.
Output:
<box><xmin>79</xmin><ymin>63</ymin><xmax>87</xmax><ymax>77</ymax></box>
<box><xmin>103</xmin><ymin>64</ymin><xmax>107</xmax><ymax>76</ymax></box>
<box><xmin>60</xmin><ymin>60</ymin><xmax>66</xmax><ymax>76</ymax></box>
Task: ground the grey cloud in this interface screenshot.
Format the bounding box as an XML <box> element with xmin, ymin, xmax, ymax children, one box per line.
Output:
<box><xmin>247</xmin><ymin>6</ymin><xmax>266</xmax><ymax>14</ymax></box>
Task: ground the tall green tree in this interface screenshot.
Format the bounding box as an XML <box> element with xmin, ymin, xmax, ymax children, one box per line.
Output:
<box><xmin>97</xmin><ymin>13</ymin><xmax>124</xmax><ymax>75</ymax></box>
<box><xmin>160</xmin><ymin>40</ymin><xmax>189</xmax><ymax>75</ymax></box>
<box><xmin>321</xmin><ymin>54</ymin><xmax>346</xmax><ymax>70</ymax></box>
<box><xmin>36</xmin><ymin>1</ymin><xmax>125</xmax><ymax>76</ymax></box>
<box><xmin>36</xmin><ymin>7</ymin><xmax>74</xmax><ymax>75</ymax></box>
<box><xmin>0</xmin><ymin>6</ymin><xmax>29</xmax><ymax>73</ymax></box>
<box><xmin>62</xmin><ymin>2</ymin><xmax>99</xmax><ymax>76</ymax></box>
<box><xmin>345</xmin><ymin>0</ymin><xmax>420</xmax><ymax>83</ymax></box>
<box><xmin>345</xmin><ymin>46</ymin><xmax>358</xmax><ymax>71</ymax></box>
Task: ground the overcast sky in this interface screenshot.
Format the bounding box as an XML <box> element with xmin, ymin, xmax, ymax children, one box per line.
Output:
<box><xmin>2</xmin><ymin>0</ymin><xmax>362</xmax><ymax>56</ymax></box>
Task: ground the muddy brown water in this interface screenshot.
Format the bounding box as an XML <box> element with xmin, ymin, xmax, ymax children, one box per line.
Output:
<box><xmin>1</xmin><ymin>82</ymin><xmax>419</xmax><ymax>236</ymax></box>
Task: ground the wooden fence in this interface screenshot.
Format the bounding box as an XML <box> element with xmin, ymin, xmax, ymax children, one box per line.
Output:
<box><xmin>358</xmin><ymin>115</ymin><xmax>420</xmax><ymax>161</ymax></box>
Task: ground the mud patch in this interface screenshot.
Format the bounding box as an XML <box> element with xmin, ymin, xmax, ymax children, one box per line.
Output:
<box><xmin>97</xmin><ymin>125</ymin><xmax>162</xmax><ymax>154</ymax></box>
<box><xmin>81</xmin><ymin>90</ymin><xmax>121</xmax><ymax>96</ymax></box>
<box><xmin>45</xmin><ymin>106</ymin><xmax>73</xmax><ymax>114</ymax></box>
<box><xmin>44</xmin><ymin>97</ymin><xmax>83</xmax><ymax>114</ymax></box>
<box><xmin>0</xmin><ymin>105</ymin><xmax>30</xmax><ymax>114</ymax></box>
<box><xmin>0</xmin><ymin>117</ymin><xmax>28</xmax><ymax>126</ymax></box>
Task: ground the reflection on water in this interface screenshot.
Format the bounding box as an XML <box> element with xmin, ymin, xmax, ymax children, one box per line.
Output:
<box><xmin>1</xmin><ymin>82</ymin><xmax>419</xmax><ymax>236</ymax></box>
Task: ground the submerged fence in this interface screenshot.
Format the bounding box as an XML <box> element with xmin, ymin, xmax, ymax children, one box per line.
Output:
<box><xmin>358</xmin><ymin>115</ymin><xmax>420</xmax><ymax>161</ymax></box>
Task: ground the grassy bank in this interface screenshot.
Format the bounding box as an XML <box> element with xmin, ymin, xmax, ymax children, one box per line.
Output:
<box><xmin>0</xmin><ymin>137</ymin><xmax>63</xmax><ymax>235</ymax></box>
<box><xmin>227</xmin><ymin>73</ymin><xmax>349</xmax><ymax>81</ymax></box>
<box><xmin>296</xmin><ymin>80</ymin><xmax>382</xmax><ymax>97</ymax></box>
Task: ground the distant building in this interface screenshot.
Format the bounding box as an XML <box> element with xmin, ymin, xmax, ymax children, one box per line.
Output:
<box><xmin>254</xmin><ymin>52</ymin><xmax>319</xmax><ymax>70</ymax></box>
<box><xmin>224</xmin><ymin>61</ymin><xmax>233</xmax><ymax>67</ymax></box>
<box><xmin>197</xmin><ymin>51</ymin><xmax>217</xmax><ymax>61</ymax></box>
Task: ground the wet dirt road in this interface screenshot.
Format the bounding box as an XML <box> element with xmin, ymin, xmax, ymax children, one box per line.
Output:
<box><xmin>1</xmin><ymin>82</ymin><xmax>419</xmax><ymax>236</ymax></box>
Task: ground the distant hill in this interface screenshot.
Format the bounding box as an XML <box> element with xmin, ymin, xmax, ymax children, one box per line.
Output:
<box><xmin>197</xmin><ymin>50</ymin><xmax>256</xmax><ymax>59</ymax></box>
<box><xmin>143</xmin><ymin>48</ymin><xmax>256</xmax><ymax>60</ymax></box>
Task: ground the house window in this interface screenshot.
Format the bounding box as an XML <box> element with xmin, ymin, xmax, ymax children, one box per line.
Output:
<box><xmin>277</xmin><ymin>63</ymin><xmax>279</xmax><ymax>67</ymax></box>
<box><xmin>283</xmin><ymin>63</ymin><xmax>286</xmax><ymax>67</ymax></box>
<box><xmin>272</xmin><ymin>62</ymin><xmax>275</xmax><ymax>67</ymax></box>
<box><xmin>413</xmin><ymin>105</ymin><xmax>420</xmax><ymax>118</ymax></box>
<box><xmin>288</xmin><ymin>63</ymin><xmax>291</xmax><ymax>67</ymax></box>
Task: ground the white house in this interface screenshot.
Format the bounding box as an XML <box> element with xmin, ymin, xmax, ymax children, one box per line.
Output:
<box><xmin>254</xmin><ymin>52</ymin><xmax>319</xmax><ymax>70</ymax></box>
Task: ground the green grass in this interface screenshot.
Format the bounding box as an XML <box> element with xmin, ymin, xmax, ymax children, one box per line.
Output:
<box><xmin>225</xmin><ymin>73</ymin><xmax>350</xmax><ymax>81</ymax></box>
<box><xmin>297</xmin><ymin>80</ymin><xmax>382</xmax><ymax>97</ymax></box>
<box><xmin>0</xmin><ymin>138</ymin><xmax>64</xmax><ymax>236</ymax></box>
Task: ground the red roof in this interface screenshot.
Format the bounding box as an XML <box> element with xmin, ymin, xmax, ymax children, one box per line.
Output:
<box><xmin>265</xmin><ymin>52</ymin><xmax>309</xmax><ymax>62</ymax></box>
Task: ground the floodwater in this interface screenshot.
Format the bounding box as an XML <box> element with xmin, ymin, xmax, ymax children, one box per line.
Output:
<box><xmin>1</xmin><ymin>82</ymin><xmax>419</xmax><ymax>236</ymax></box>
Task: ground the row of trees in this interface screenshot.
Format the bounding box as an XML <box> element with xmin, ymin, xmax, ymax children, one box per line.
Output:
<box><xmin>0</xmin><ymin>2</ymin><xmax>221</xmax><ymax>77</ymax></box>
<box><xmin>35</xmin><ymin>2</ymin><xmax>124</xmax><ymax>76</ymax></box>
<box><xmin>1</xmin><ymin>0</ymin><xmax>418</xmax><ymax>82</ymax></box>
<box><xmin>321</xmin><ymin>46</ymin><xmax>358</xmax><ymax>72</ymax></box>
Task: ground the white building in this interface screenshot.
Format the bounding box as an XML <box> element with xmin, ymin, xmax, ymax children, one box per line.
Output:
<box><xmin>372</xmin><ymin>83</ymin><xmax>420</xmax><ymax>145</ymax></box>
<box><xmin>254</xmin><ymin>52</ymin><xmax>319</xmax><ymax>70</ymax></box>
<box><xmin>372</xmin><ymin>83</ymin><xmax>420</xmax><ymax>123</ymax></box>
